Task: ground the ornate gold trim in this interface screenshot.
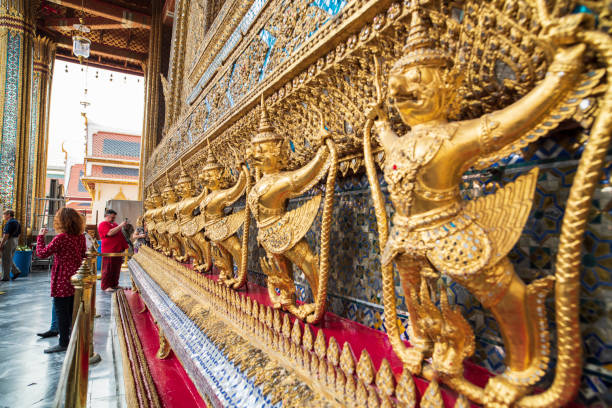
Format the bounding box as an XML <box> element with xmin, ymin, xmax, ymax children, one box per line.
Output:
<box><xmin>134</xmin><ymin>246</ymin><xmax>425</xmax><ymax>407</ymax></box>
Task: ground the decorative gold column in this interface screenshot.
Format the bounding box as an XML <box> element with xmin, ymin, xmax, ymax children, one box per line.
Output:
<box><xmin>138</xmin><ymin>0</ymin><xmax>163</xmax><ymax>199</ymax></box>
<box><xmin>28</xmin><ymin>36</ymin><xmax>55</xmax><ymax>232</ymax></box>
<box><xmin>167</xmin><ymin>0</ymin><xmax>188</xmax><ymax>126</ymax></box>
<box><xmin>0</xmin><ymin>0</ymin><xmax>34</xmax><ymax>241</ymax></box>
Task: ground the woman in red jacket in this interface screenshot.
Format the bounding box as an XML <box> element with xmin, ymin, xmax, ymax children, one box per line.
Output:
<box><xmin>37</xmin><ymin>208</ymin><xmax>86</xmax><ymax>353</ymax></box>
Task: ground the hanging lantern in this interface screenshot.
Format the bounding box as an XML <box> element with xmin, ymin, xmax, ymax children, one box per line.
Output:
<box><xmin>72</xmin><ymin>19</ymin><xmax>91</xmax><ymax>61</ymax></box>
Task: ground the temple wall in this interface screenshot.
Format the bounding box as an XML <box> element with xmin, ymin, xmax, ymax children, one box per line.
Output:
<box><xmin>144</xmin><ymin>0</ymin><xmax>612</xmax><ymax>405</ymax></box>
<box><xmin>230</xmin><ymin>139</ymin><xmax>612</xmax><ymax>403</ymax></box>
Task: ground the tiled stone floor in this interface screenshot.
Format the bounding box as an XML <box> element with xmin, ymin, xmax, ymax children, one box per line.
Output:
<box><xmin>0</xmin><ymin>268</ymin><xmax>131</xmax><ymax>408</ymax></box>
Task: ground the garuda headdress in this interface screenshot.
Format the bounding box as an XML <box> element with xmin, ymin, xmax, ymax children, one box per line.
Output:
<box><xmin>177</xmin><ymin>160</ymin><xmax>193</xmax><ymax>185</ymax></box>
<box><xmin>162</xmin><ymin>171</ymin><xmax>175</xmax><ymax>194</ymax></box>
<box><xmin>251</xmin><ymin>94</ymin><xmax>283</xmax><ymax>144</ymax></box>
<box><xmin>392</xmin><ymin>10</ymin><xmax>451</xmax><ymax>72</ymax></box>
<box><xmin>202</xmin><ymin>148</ymin><xmax>224</xmax><ymax>172</ymax></box>
<box><xmin>148</xmin><ymin>185</ymin><xmax>160</xmax><ymax>199</ymax></box>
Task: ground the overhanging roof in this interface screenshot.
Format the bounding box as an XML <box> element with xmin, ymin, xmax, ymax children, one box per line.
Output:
<box><xmin>35</xmin><ymin>0</ymin><xmax>175</xmax><ymax>75</ymax></box>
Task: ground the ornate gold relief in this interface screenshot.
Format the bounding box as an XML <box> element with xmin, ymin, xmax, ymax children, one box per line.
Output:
<box><xmin>141</xmin><ymin>1</ymin><xmax>612</xmax><ymax>407</ymax></box>
<box><xmin>247</xmin><ymin>97</ymin><xmax>338</xmax><ymax>323</ymax></box>
<box><xmin>199</xmin><ymin>149</ymin><xmax>251</xmax><ymax>288</ymax></box>
<box><xmin>361</xmin><ymin>1</ymin><xmax>611</xmax><ymax>407</ymax></box>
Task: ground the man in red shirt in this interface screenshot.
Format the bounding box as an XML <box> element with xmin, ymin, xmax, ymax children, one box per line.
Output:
<box><xmin>98</xmin><ymin>209</ymin><xmax>128</xmax><ymax>292</ymax></box>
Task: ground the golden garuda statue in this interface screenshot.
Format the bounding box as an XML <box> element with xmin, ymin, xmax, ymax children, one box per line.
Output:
<box><xmin>160</xmin><ymin>173</ymin><xmax>185</xmax><ymax>261</ymax></box>
<box><xmin>143</xmin><ymin>186</ymin><xmax>162</xmax><ymax>251</ymax></box>
<box><xmin>149</xmin><ymin>183</ymin><xmax>170</xmax><ymax>254</ymax></box>
<box><xmin>198</xmin><ymin>149</ymin><xmax>251</xmax><ymax>289</ymax></box>
<box><xmin>363</xmin><ymin>1</ymin><xmax>611</xmax><ymax>407</ymax></box>
<box><xmin>174</xmin><ymin>161</ymin><xmax>212</xmax><ymax>272</ymax></box>
<box><xmin>246</xmin><ymin>96</ymin><xmax>338</xmax><ymax>324</ymax></box>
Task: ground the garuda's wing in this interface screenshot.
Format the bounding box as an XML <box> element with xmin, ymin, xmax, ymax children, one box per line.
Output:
<box><xmin>259</xmin><ymin>195</ymin><xmax>322</xmax><ymax>254</ymax></box>
<box><xmin>166</xmin><ymin>221</ymin><xmax>180</xmax><ymax>236</ymax></box>
<box><xmin>182</xmin><ymin>214</ymin><xmax>206</xmax><ymax>237</ymax></box>
<box><xmin>205</xmin><ymin>210</ymin><xmax>246</xmax><ymax>242</ymax></box>
<box><xmin>474</xmin><ymin>69</ymin><xmax>605</xmax><ymax>169</ymax></box>
<box><xmin>465</xmin><ymin>168</ymin><xmax>539</xmax><ymax>264</ymax></box>
<box><xmin>155</xmin><ymin>220</ymin><xmax>167</xmax><ymax>235</ymax></box>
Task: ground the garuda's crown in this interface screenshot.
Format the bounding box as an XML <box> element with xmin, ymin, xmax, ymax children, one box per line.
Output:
<box><xmin>162</xmin><ymin>171</ymin><xmax>174</xmax><ymax>193</ymax></box>
<box><xmin>251</xmin><ymin>94</ymin><xmax>283</xmax><ymax>144</ymax></box>
<box><xmin>202</xmin><ymin>149</ymin><xmax>223</xmax><ymax>172</ymax></box>
<box><xmin>177</xmin><ymin>160</ymin><xmax>193</xmax><ymax>185</ymax></box>
<box><xmin>148</xmin><ymin>185</ymin><xmax>160</xmax><ymax>198</ymax></box>
<box><xmin>392</xmin><ymin>10</ymin><xmax>451</xmax><ymax>71</ymax></box>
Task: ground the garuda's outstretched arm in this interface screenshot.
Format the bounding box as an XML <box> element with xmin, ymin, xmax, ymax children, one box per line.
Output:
<box><xmin>287</xmin><ymin>145</ymin><xmax>330</xmax><ymax>196</ymax></box>
<box><xmin>222</xmin><ymin>168</ymin><xmax>247</xmax><ymax>206</ymax></box>
<box><xmin>456</xmin><ymin>44</ymin><xmax>585</xmax><ymax>164</ymax></box>
<box><xmin>182</xmin><ymin>188</ymin><xmax>208</xmax><ymax>215</ymax></box>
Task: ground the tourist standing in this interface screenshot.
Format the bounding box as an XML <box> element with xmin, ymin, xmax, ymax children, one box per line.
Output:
<box><xmin>1</xmin><ymin>209</ymin><xmax>22</xmax><ymax>281</ymax></box>
<box><xmin>98</xmin><ymin>209</ymin><xmax>128</xmax><ymax>292</ymax></box>
<box><xmin>36</xmin><ymin>208</ymin><xmax>86</xmax><ymax>353</ymax></box>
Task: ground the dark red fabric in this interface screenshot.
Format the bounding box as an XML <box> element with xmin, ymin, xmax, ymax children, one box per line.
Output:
<box><xmin>36</xmin><ymin>233</ymin><xmax>86</xmax><ymax>297</ymax></box>
<box><xmin>98</xmin><ymin>221</ymin><xmax>128</xmax><ymax>253</ymax></box>
<box><xmin>125</xmin><ymin>290</ymin><xmax>207</xmax><ymax>408</ymax></box>
<box><xmin>101</xmin><ymin>256</ymin><xmax>123</xmax><ymax>290</ymax></box>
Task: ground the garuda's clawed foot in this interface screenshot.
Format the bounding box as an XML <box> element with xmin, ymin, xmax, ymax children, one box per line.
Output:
<box><xmin>218</xmin><ymin>272</ymin><xmax>233</xmax><ymax>285</ymax></box>
<box><xmin>230</xmin><ymin>280</ymin><xmax>245</xmax><ymax>290</ymax></box>
<box><xmin>401</xmin><ymin>348</ymin><xmax>425</xmax><ymax>375</ymax></box>
<box><xmin>194</xmin><ymin>263</ymin><xmax>210</xmax><ymax>273</ymax></box>
<box><xmin>292</xmin><ymin>303</ymin><xmax>316</xmax><ymax>322</ymax></box>
<box><xmin>483</xmin><ymin>376</ymin><xmax>528</xmax><ymax>408</ymax></box>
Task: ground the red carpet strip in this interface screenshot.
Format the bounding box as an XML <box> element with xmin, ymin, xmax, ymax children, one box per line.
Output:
<box><xmin>117</xmin><ymin>289</ymin><xmax>207</xmax><ymax>408</ymax></box>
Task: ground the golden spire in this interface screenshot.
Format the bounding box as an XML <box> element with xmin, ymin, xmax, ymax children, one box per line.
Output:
<box><xmin>392</xmin><ymin>10</ymin><xmax>450</xmax><ymax>71</ymax></box>
<box><xmin>162</xmin><ymin>171</ymin><xmax>174</xmax><ymax>193</ymax></box>
<box><xmin>177</xmin><ymin>159</ymin><xmax>193</xmax><ymax>184</ymax></box>
<box><xmin>251</xmin><ymin>94</ymin><xmax>283</xmax><ymax>144</ymax></box>
<box><xmin>202</xmin><ymin>143</ymin><xmax>223</xmax><ymax>172</ymax></box>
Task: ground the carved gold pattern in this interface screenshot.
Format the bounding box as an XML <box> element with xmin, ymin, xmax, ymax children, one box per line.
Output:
<box><xmin>140</xmin><ymin>0</ymin><xmax>612</xmax><ymax>406</ymax></box>
<box><xmin>360</xmin><ymin>2</ymin><xmax>611</xmax><ymax>408</ymax></box>
<box><xmin>134</xmin><ymin>246</ymin><xmax>435</xmax><ymax>407</ymax></box>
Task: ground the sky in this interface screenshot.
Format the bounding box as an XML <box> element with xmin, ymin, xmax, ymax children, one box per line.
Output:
<box><xmin>47</xmin><ymin>60</ymin><xmax>144</xmax><ymax>168</ymax></box>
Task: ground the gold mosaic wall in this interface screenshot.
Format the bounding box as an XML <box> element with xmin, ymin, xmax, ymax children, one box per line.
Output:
<box><xmin>144</xmin><ymin>0</ymin><xmax>612</xmax><ymax>405</ymax></box>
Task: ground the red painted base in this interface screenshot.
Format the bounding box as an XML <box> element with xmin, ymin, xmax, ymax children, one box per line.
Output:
<box><xmin>134</xmin><ymin>254</ymin><xmax>583</xmax><ymax>407</ymax></box>
<box><xmin>211</xmin><ymin>275</ymin><xmax>491</xmax><ymax>407</ymax></box>
<box><xmin>124</xmin><ymin>290</ymin><xmax>207</xmax><ymax>408</ymax></box>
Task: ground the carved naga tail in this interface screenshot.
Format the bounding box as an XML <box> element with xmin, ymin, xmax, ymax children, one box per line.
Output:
<box><xmin>310</xmin><ymin>136</ymin><xmax>338</xmax><ymax>324</ymax></box>
<box><xmin>234</xmin><ymin>163</ymin><xmax>252</xmax><ymax>289</ymax></box>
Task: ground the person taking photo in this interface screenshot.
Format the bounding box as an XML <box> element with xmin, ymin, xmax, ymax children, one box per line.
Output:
<box><xmin>36</xmin><ymin>208</ymin><xmax>86</xmax><ymax>353</ymax></box>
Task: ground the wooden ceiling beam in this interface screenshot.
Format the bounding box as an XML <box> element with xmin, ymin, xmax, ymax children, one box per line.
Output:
<box><xmin>44</xmin><ymin>16</ymin><xmax>136</xmax><ymax>30</ymax></box>
<box><xmin>45</xmin><ymin>0</ymin><xmax>151</xmax><ymax>29</ymax></box>
<box><xmin>56</xmin><ymin>53</ymin><xmax>144</xmax><ymax>76</ymax></box>
<box><xmin>55</xmin><ymin>36</ymin><xmax>147</xmax><ymax>64</ymax></box>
